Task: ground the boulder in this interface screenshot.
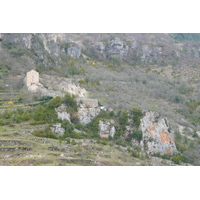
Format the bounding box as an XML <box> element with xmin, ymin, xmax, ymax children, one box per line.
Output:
<box><xmin>140</xmin><ymin>111</ymin><xmax>177</xmax><ymax>155</ymax></box>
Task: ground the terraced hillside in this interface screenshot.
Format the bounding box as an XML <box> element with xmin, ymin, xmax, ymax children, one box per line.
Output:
<box><xmin>0</xmin><ymin>124</ymin><xmax>185</xmax><ymax>166</ymax></box>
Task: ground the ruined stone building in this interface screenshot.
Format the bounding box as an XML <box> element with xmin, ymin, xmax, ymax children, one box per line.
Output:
<box><xmin>24</xmin><ymin>69</ymin><xmax>43</xmax><ymax>92</ymax></box>
<box><xmin>79</xmin><ymin>98</ymin><xmax>98</xmax><ymax>107</ymax></box>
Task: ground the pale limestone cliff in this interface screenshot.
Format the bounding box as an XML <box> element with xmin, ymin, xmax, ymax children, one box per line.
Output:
<box><xmin>55</xmin><ymin>104</ymin><xmax>71</xmax><ymax>123</ymax></box>
<box><xmin>140</xmin><ymin>111</ymin><xmax>177</xmax><ymax>155</ymax></box>
<box><xmin>78</xmin><ymin>99</ymin><xmax>100</xmax><ymax>125</ymax></box>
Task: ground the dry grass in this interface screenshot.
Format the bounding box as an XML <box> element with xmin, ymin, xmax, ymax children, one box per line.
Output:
<box><xmin>0</xmin><ymin>123</ymin><xmax>177</xmax><ymax>166</ymax></box>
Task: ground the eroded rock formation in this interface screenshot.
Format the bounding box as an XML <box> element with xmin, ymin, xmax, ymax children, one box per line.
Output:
<box><xmin>140</xmin><ymin>111</ymin><xmax>177</xmax><ymax>155</ymax></box>
<box><xmin>50</xmin><ymin>123</ymin><xmax>65</xmax><ymax>136</ymax></box>
<box><xmin>78</xmin><ymin>99</ymin><xmax>100</xmax><ymax>125</ymax></box>
<box><xmin>55</xmin><ymin>104</ymin><xmax>71</xmax><ymax>122</ymax></box>
<box><xmin>98</xmin><ymin>120</ymin><xmax>116</xmax><ymax>138</ymax></box>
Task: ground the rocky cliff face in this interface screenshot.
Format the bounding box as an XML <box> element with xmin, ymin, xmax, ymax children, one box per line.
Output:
<box><xmin>1</xmin><ymin>33</ymin><xmax>200</xmax><ymax>84</ymax></box>
<box><xmin>67</xmin><ymin>45</ymin><xmax>81</xmax><ymax>58</ymax></box>
<box><xmin>1</xmin><ymin>33</ymin><xmax>198</xmax><ymax>71</ymax></box>
<box><xmin>140</xmin><ymin>111</ymin><xmax>177</xmax><ymax>155</ymax></box>
<box><xmin>105</xmin><ymin>37</ymin><xmax>129</xmax><ymax>58</ymax></box>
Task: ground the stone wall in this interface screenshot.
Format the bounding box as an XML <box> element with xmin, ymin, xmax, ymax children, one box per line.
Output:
<box><xmin>79</xmin><ymin>98</ymin><xmax>98</xmax><ymax>107</ymax></box>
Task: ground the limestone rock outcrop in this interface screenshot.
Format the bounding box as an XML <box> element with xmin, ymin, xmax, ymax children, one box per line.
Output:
<box><xmin>50</xmin><ymin>123</ymin><xmax>65</xmax><ymax>136</ymax></box>
<box><xmin>106</xmin><ymin>37</ymin><xmax>129</xmax><ymax>58</ymax></box>
<box><xmin>140</xmin><ymin>111</ymin><xmax>177</xmax><ymax>155</ymax></box>
<box><xmin>67</xmin><ymin>45</ymin><xmax>81</xmax><ymax>58</ymax></box>
<box><xmin>77</xmin><ymin>99</ymin><xmax>100</xmax><ymax>125</ymax></box>
<box><xmin>55</xmin><ymin>104</ymin><xmax>71</xmax><ymax>122</ymax></box>
<box><xmin>98</xmin><ymin>120</ymin><xmax>116</xmax><ymax>138</ymax></box>
<box><xmin>58</xmin><ymin>80</ymin><xmax>87</xmax><ymax>98</ymax></box>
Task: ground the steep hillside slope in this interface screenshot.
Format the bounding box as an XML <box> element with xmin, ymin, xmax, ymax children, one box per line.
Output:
<box><xmin>0</xmin><ymin>33</ymin><xmax>200</xmax><ymax>165</ymax></box>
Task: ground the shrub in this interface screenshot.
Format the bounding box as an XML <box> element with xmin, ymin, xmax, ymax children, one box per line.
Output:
<box><xmin>0</xmin><ymin>120</ymin><xmax>5</xmax><ymax>126</ymax></box>
<box><xmin>131</xmin><ymin>130</ymin><xmax>143</xmax><ymax>142</ymax></box>
<box><xmin>130</xmin><ymin>108</ymin><xmax>143</xmax><ymax>128</ymax></box>
<box><xmin>75</xmin><ymin>123</ymin><xmax>88</xmax><ymax>131</ymax></box>
<box><xmin>71</xmin><ymin>139</ymin><xmax>77</xmax><ymax>145</ymax></box>
<box><xmin>115</xmin><ymin>139</ymin><xmax>127</xmax><ymax>147</ymax></box>
<box><xmin>70</xmin><ymin>114</ymin><xmax>79</xmax><ymax>124</ymax></box>
<box><xmin>86</xmin><ymin>117</ymin><xmax>101</xmax><ymax>135</ymax></box>
<box><xmin>34</xmin><ymin>127</ymin><xmax>57</xmax><ymax>139</ymax></box>
<box><xmin>172</xmin><ymin>154</ymin><xmax>187</xmax><ymax>164</ymax></box>
<box><xmin>88</xmin><ymin>131</ymin><xmax>100</xmax><ymax>139</ymax></box>
<box><xmin>63</xmin><ymin>93</ymin><xmax>78</xmax><ymax>111</ymax></box>
<box><xmin>118</xmin><ymin>110</ymin><xmax>128</xmax><ymax>127</ymax></box>
<box><xmin>175</xmin><ymin>131</ymin><xmax>182</xmax><ymax>142</ymax></box>
<box><xmin>21</xmin><ymin>112</ymin><xmax>31</xmax><ymax>121</ymax></box>
<box><xmin>47</xmin><ymin>96</ymin><xmax>62</xmax><ymax>109</ymax></box>
<box><xmin>32</xmin><ymin>106</ymin><xmax>59</xmax><ymax>124</ymax></box>
<box><xmin>131</xmin><ymin>151</ymin><xmax>140</xmax><ymax>158</ymax></box>
<box><xmin>61</xmin><ymin>120</ymin><xmax>74</xmax><ymax>133</ymax></box>
<box><xmin>8</xmin><ymin>101</ymin><xmax>14</xmax><ymax>105</ymax></box>
<box><xmin>2</xmin><ymin>111</ymin><xmax>11</xmax><ymax>119</ymax></box>
<box><xmin>66</xmin><ymin>138</ymin><xmax>70</xmax><ymax>144</ymax></box>
<box><xmin>175</xmin><ymin>142</ymin><xmax>187</xmax><ymax>153</ymax></box>
<box><xmin>69</xmin><ymin>131</ymin><xmax>85</xmax><ymax>139</ymax></box>
<box><xmin>192</xmin><ymin>132</ymin><xmax>199</xmax><ymax>138</ymax></box>
<box><xmin>153</xmin><ymin>153</ymin><xmax>171</xmax><ymax>160</ymax></box>
<box><xmin>189</xmin><ymin>141</ymin><xmax>195</xmax><ymax>148</ymax></box>
<box><xmin>101</xmin><ymin>141</ymin><xmax>108</xmax><ymax>145</ymax></box>
<box><xmin>67</xmin><ymin>66</ymin><xmax>86</xmax><ymax>76</ymax></box>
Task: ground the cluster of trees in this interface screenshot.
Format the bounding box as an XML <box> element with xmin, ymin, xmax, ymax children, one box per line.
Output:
<box><xmin>0</xmin><ymin>93</ymin><xmax>78</xmax><ymax>126</ymax></box>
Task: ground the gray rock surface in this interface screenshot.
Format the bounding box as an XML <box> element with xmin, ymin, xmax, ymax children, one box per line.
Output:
<box><xmin>55</xmin><ymin>104</ymin><xmax>71</xmax><ymax>122</ymax></box>
<box><xmin>94</xmin><ymin>42</ymin><xmax>105</xmax><ymax>53</ymax></box>
<box><xmin>98</xmin><ymin>120</ymin><xmax>116</xmax><ymax>138</ymax></box>
<box><xmin>77</xmin><ymin>98</ymin><xmax>100</xmax><ymax>125</ymax></box>
<box><xmin>140</xmin><ymin>111</ymin><xmax>177</xmax><ymax>155</ymax></box>
<box><xmin>50</xmin><ymin>123</ymin><xmax>65</xmax><ymax>136</ymax></box>
<box><xmin>106</xmin><ymin>37</ymin><xmax>129</xmax><ymax>58</ymax></box>
<box><xmin>67</xmin><ymin>45</ymin><xmax>81</xmax><ymax>58</ymax></box>
<box><xmin>78</xmin><ymin>106</ymin><xmax>101</xmax><ymax>125</ymax></box>
<box><xmin>196</xmin><ymin>131</ymin><xmax>200</xmax><ymax>137</ymax></box>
